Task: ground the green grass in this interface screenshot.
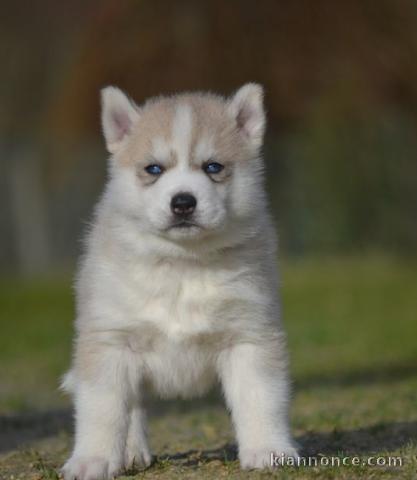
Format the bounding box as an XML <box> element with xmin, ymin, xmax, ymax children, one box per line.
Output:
<box><xmin>0</xmin><ymin>277</ymin><xmax>73</xmax><ymax>412</ymax></box>
<box><xmin>0</xmin><ymin>256</ymin><xmax>416</xmax><ymax>479</ymax></box>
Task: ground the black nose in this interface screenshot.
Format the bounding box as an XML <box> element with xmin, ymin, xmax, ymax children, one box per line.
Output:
<box><xmin>171</xmin><ymin>193</ymin><xmax>197</xmax><ymax>217</ymax></box>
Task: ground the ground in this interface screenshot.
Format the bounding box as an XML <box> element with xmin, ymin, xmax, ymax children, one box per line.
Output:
<box><xmin>0</xmin><ymin>256</ymin><xmax>416</xmax><ymax>479</ymax></box>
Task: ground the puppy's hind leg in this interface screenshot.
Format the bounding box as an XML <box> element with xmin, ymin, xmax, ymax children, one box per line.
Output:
<box><xmin>125</xmin><ymin>403</ymin><xmax>152</xmax><ymax>470</ymax></box>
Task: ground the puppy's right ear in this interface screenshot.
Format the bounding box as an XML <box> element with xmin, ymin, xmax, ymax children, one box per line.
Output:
<box><xmin>228</xmin><ymin>83</ymin><xmax>265</xmax><ymax>149</ymax></box>
<box><xmin>101</xmin><ymin>86</ymin><xmax>140</xmax><ymax>154</ymax></box>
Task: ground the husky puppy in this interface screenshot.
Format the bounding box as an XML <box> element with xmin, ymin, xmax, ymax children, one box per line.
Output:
<box><xmin>62</xmin><ymin>84</ymin><xmax>298</xmax><ymax>479</ymax></box>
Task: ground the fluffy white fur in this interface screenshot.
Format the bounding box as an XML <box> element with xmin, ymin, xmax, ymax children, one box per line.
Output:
<box><xmin>62</xmin><ymin>84</ymin><xmax>298</xmax><ymax>479</ymax></box>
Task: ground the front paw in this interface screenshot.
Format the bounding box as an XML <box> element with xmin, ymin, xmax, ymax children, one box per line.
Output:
<box><xmin>239</xmin><ymin>445</ymin><xmax>299</xmax><ymax>469</ymax></box>
<box><xmin>124</xmin><ymin>445</ymin><xmax>152</xmax><ymax>470</ymax></box>
<box><xmin>61</xmin><ymin>456</ymin><xmax>122</xmax><ymax>480</ymax></box>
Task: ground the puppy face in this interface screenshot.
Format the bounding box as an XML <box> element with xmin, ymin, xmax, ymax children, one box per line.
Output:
<box><xmin>101</xmin><ymin>84</ymin><xmax>266</xmax><ymax>244</ymax></box>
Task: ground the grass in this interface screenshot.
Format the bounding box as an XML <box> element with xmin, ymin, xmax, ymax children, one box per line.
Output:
<box><xmin>0</xmin><ymin>255</ymin><xmax>416</xmax><ymax>479</ymax></box>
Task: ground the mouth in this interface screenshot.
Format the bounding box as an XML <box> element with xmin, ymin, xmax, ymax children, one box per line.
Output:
<box><xmin>168</xmin><ymin>220</ymin><xmax>200</xmax><ymax>230</ymax></box>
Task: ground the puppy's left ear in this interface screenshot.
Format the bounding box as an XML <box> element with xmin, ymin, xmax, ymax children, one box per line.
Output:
<box><xmin>101</xmin><ymin>86</ymin><xmax>140</xmax><ymax>154</ymax></box>
<box><xmin>228</xmin><ymin>83</ymin><xmax>265</xmax><ymax>148</ymax></box>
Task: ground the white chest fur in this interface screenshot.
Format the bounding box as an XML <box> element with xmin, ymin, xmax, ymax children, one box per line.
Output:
<box><xmin>82</xmin><ymin>252</ymin><xmax>268</xmax><ymax>339</ymax></box>
<box><xmin>76</xmin><ymin>243</ymin><xmax>276</xmax><ymax>397</ymax></box>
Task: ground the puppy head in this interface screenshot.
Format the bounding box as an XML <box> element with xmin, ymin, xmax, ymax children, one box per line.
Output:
<box><xmin>101</xmin><ymin>84</ymin><xmax>266</xmax><ymax>247</ymax></box>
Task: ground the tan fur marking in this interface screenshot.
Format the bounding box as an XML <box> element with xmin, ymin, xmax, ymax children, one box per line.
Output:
<box><xmin>117</xmin><ymin>93</ymin><xmax>252</xmax><ymax>182</ymax></box>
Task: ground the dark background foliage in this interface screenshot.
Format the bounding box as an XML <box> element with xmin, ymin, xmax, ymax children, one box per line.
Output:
<box><xmin>1</xmin><ymin>0</ymin><xmax>417</xmax><ymax>275</ymax></box>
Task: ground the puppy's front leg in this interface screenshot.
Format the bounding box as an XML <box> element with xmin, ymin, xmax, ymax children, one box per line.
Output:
<box><xmin>125</xmin><ymin>404</ymin><xmax>152</xmax><ymax>469</ymax></box>
<box><xmin>62</xmin><ymin>349</ymin><xmax>131</xmax><ymax>480</ymax></box>
<box><xmin>218</xmin><ymin>340</ymin><xmax>299</xmax><ymax>469</ymax></box>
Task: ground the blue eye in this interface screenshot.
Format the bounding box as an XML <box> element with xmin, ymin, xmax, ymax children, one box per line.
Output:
<box><xmin>145</xmin><ymin>164</ymin><xmax>163</xmax><ymax>175</ymax></box>
<box><xmin>203</xmin><ymin>162</ymin><xmax>224</xmax><ymax>174</ymax></box>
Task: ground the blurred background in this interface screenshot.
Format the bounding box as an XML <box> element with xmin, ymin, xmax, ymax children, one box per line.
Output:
<box><xmin>2</xmin><ymin>0</ymin><xmax>417</xmax><ymax>275</ymax></box>
<box><xmin>0</xmin><ymin>1</ymin><xmax>416</xmax><ymax>471</ymax></box>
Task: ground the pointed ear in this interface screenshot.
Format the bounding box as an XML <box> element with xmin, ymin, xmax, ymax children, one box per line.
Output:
<box><xmin>101</xmin><ymin>86</ymin><xmax>140</xmax><ymax>154</ymax></box>
<box><xmin>228</xmin><ymin>83</ymin><xmax>265</xmax><ymax>148</ymax></box>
